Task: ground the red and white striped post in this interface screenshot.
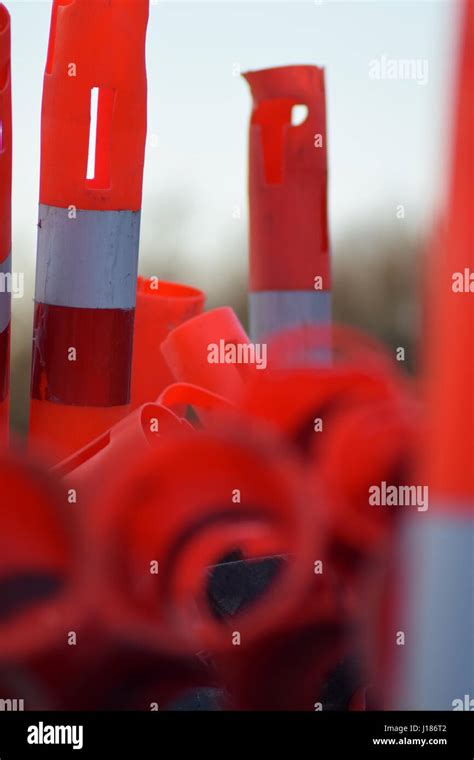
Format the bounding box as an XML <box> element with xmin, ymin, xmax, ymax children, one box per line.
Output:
<box><xmin>243</xmin><ymin>65</ymin><xmax>331</xmax><ymax>343</ymax></box>
<box><xmin>29</xmin><ymin>0</ymin><xmax>149</xmax><ymax>462</ymax></box>
<box><xmin>0</xmin><ymin>4</ymin><xmax>11</xmax><ymax>447</ymax></box>
<box><xmin>395</xmin><ymin>0</ymin><xmax>474</xmax><ymax>709</ymax></box>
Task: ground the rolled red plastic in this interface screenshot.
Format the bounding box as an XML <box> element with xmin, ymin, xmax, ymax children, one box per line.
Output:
<box><xmin>55</xmin><ymin>402</ymin><xmax>190</xmax><ymax>497</ymax></box>
<box><xmin>316</xmin><ymin>398</ymin><xmax>419</xmax><ymax>555</ymax></box>
<box><xmin>0</xmin><ymin>449</ymin><xmax>85</xmax><ymax>660</ymax></box>
<box><xmin>238</xmin><ymin>326</ymin><xmax>409</xmax><ymax>454</ymax></box>
<box><xmin>158</xmin><ymin>382</ymin><xmax>234</xmax><ymax>425</ymax></box>
<box><xmin>87</xmin><ymin>426</ymin><xmax>318</xmax><ymax>657</ymax></box>
<box><xmin>240</xmin><ymin>366</ymin><xmax>405</xmax><ymax>450</ymax></box>
<box><xmin>161</xmin><ymin>307</ymin><xmax>256</xmax><ymax>403</ymax></box>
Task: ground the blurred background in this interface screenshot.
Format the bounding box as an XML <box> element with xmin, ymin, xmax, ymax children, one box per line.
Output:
<box><xmin>8</xmin><ymin>0</ymin><xmax>454</xmax><ymax>433</ymax></box>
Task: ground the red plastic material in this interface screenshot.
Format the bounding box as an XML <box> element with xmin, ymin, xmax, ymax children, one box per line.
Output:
<box><xmin>0</xmin><ymin>450</ymin><xmax>85</xmax><ymax>659</ymax></box>
<box><xmin>55</xmin><ymin>402</ymin><xmax>189</xmax><ymax>495</ymax></box>
<box><xmin>29</xmin><ymin>0</ymin><xmax>150</xmax><ymax>462</ymax></box>
<box><xmin>264</xmin><ymin>324</ymin><xmax>400</xmax><ymax>374</ymax></box>
<box><xmin>243</xmin><ymin>66</ymin><xmax>330</xmax><ymax>292</ymax></box>
<box><xmin>41</xmin><ymin>0</ymin><xmax>149</xmax><ymax>211</ymax></box>
<box><xmin>88</xmin><ymin>428</ymin><xmax>318</xmax><ymax>656</ymax></box>
<box><xmin>161</xmin><ymin>307</ymin><xmax>256</xmax><ymax>402</ymax></box>
<box><xmin>0</xmin><ymin>4</ymin><xmax>11</xmax><ymax>260</ymax></box>
<box><xmin>29</xmin><ymin>400</ymin><xmax>132</xmax><ymax>465</ymax></box>
<box><xmin>0</xmin><ymin>397</ymin><xmax>7</xmax><ymax>445</ymax></box>
<box><xmin>131</xmin><ymin>278</ymin><xmax>205</xmax><ymax>410</ymax></box>
<box><xmin>0</xmin><ymin>4</ymin><xmax>11</xmax><ymax>445</ymax></box>
<box><xmin>422</xmin><ymin>0</ymin><xmax>474</xmax><ymax>506</ymax></box>
<box><xmin>317</xmin><ymin>399</ymin><xmax>419</xmax><ymax>554</ymax></box>
<box><xmin>240</xmin><ymin>366</ymin><xmax>403</xmax><ymax>446</ymax></box>
<box><xmin>31</xmin><ymin>303</ymin><xmax>134</xmax><ymax>407</ymax></box>
<box><xmin>159</xmin><ymin>382</ymin><xmax>234</xmax><ymax>423</ymax></box>
<box><xmin>0</xmin><ymin>323</ymin><xmax>9</xmax><ymax>441</ymax></box>
<box><xmin>238</xmin><ymin>326</ymin><xmax>415</xmax><ymax>557</ymax></box>
<box><xmin>29</xmin><ymin>299</ymin><xmax>135</xmax><ymax>463</ymax></box>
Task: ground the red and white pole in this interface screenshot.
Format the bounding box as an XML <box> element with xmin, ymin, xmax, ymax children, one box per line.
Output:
<box><xmin>395</xmin><ymin>0</ymin><xmax>474</xmax><ymax>709</ymax></box>
<box><xmin>0</xmin><ymin>4</ymin><xmax>11</xmax><ymax>447</ymax></box>
<box><xmin>29</xmin><ymin>0</ymin><xmax>149</xmax><ymax>462</ymax></box>
<box><xmin>243</xmin><ymin>65</ymin><xmax>331</xmax><ymax>343</ymax></box>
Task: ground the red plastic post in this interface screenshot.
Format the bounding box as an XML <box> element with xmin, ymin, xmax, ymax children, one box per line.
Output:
<box><xmin>243</xmin><ymin>66</ymin><xmax>331</xmax><ymax>341</ymax></box>
<box><xmin>29</xmin><ymin>0</ymin><xmax>149</xmax><ymax>462</ymax></box>
<box><xmin>0</xmin><ymin>4</ymin><xmax>11</xmax><ymax>447</ymax></box>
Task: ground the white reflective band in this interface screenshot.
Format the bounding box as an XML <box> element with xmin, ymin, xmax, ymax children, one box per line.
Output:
<box><xmin>35</xmin><ymin>205</ymin><xmax>141</xmax><ymax>310</ymax></box>
<box><xmin>395</xmin><ymin>513</ymin><xmax>474</xmax><ymax>709</ymax></box>
<box><xmin>249</xmin><ymin>290</ymin><xmax>332</xmax><ymax>342</ymax></box>
<box><xmin>0</xmin><ymin>253</ymin><xmax>12</xmax><ymax>334</ymax></box>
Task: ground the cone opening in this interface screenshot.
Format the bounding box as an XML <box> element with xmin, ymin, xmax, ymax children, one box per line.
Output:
<box><xmin>137</xmin><ymin>277</ymin><xmax>204</xmax><ymax>302</ymax></box>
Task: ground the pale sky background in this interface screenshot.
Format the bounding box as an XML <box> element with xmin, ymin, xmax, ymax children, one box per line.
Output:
<box><xmin>7</xmin><ymin>0</ymin><xmax>456</xmax><ymax>302</ymax></box>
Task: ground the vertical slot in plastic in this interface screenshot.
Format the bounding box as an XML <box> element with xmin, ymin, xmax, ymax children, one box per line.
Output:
<box><xmin>252</xmin><ymin>99</ymin><xmax>309</xmax><ymax>185</ymax></box>
<box><xmin>86</xmin><ymin>86</ymin><xmax>115</xmax><ymax>189</ymax></box>
<box><xmin>45</xmin><ymin>0</ymin><xmax>73</xmax><ymax>76</ymax></box>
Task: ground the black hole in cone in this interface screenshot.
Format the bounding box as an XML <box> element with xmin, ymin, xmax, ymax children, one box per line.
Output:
<box><xmin>0</xmin><ymin>573</ymin><xmax>64</xmax><ymax>622</ymax></box>
<box><xmin>207</xmin><ymin>556</ymin><xmax>284</xmax><ymax>621</ymax></box>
